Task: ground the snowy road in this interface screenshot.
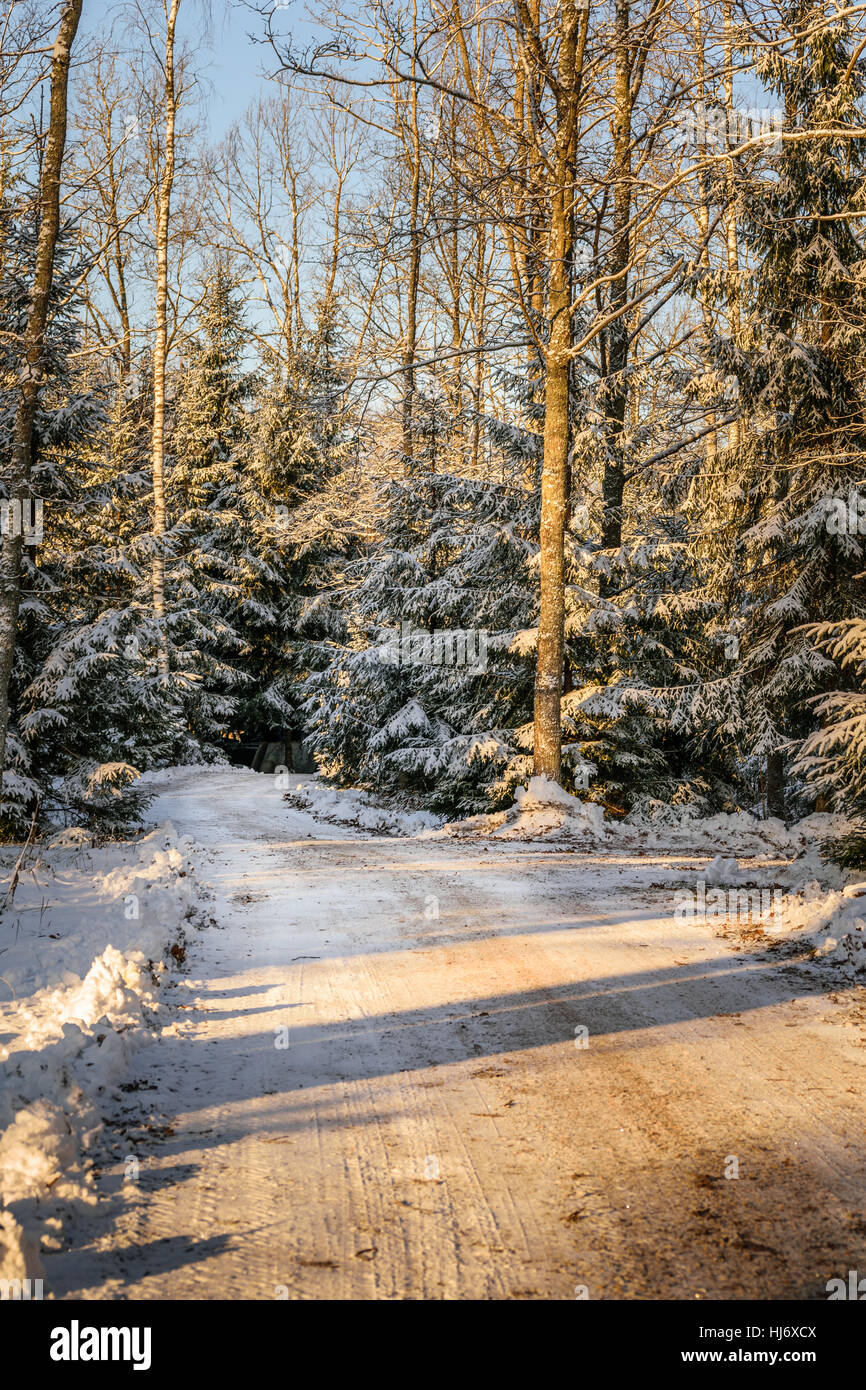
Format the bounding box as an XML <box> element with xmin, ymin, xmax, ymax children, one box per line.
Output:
<box><xmin>49</xmin><ymin>768</ymin><xmax>866</xmax><ymax>1300</ymax></box>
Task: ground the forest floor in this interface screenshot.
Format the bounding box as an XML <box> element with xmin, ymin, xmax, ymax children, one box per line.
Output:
<box><xmin>46</xmin><ymin>767</ymin><xmax>866</xmax><ymax>1300</ymax></box>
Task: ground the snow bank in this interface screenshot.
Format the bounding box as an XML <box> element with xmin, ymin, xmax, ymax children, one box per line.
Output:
<box><xmin>0</xmin><ymin>821</ymin><xmax>213</xmax><ymax>1283</ymax></box>
<box><xmin>623</xmin><ymin>800</ymin><xmax>856</xmax><ymax>855</ymax></box>
<box><xmin>756</xmin><ymin>847</ymin><xmax>866</xmax><ymax>972</ymax></box>
<box><xmin>444</xmin><ymin>775</ymin><xmax>607</xmax><ymax>841</ymax></box>
<box><xmin>679</xmin><ymin>844</ymin><xmax>866</xmax><ymax>976</ymax></box>
<box><xmin>283</xmin><ymin>775</ymin><xmax>607</xmax><ymax>843</ymax></box>
<box><xmin>283</xmin><ymin>781</ymin><xmax>444</xmax><ymax>837</ymax></box>
<box><xmin>440</xmin><ymin>779</ymin><xmax>856</xmax><ymax>849</ymax></box>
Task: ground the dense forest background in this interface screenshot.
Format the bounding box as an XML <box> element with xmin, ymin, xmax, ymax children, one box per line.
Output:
<box><xmin>1</xmin><ymin>0</ymin><xmax>865</xmax><ymax>835</ymax></box>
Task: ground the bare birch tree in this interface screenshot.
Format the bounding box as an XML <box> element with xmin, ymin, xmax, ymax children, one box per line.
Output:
<box><xmin>0</xmin><ymin>0</ymin><xmax>83</xmax><ymax>788</ymax></box>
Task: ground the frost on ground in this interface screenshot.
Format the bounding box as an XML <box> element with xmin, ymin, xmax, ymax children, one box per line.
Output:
<box><xmin>292</xmin><ymin>774</ymin><xmax>866</xmax><ymax>978</ymax></box>
<box><xmin>9</xmin><ymin>766</ymin><xmax>861</xmax><ymax>1299</ymax></box>
<box><xmin>41</xmin><ymin>765</ymin><xmax>866</xmax><ymax>1301</ymax></box>
<box><xmin>0</xmin><ymin>822</ymin><xmax>213</xmax><ymax>1284</ymax></box>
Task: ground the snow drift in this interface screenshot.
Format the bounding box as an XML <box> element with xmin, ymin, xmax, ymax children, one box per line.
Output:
<box><xmin>0</xmin><ymin>822</ymin><xmax>213</xmax><ymax>1285</ymax></box>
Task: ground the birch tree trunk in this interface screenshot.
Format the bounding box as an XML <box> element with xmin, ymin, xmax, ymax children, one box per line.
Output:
<box><xmin>0</xmin><ymin>0</ymin><xmax>83</xmax><ymax>790</ymax></box>
<box><xmin>692</xmin><ymin>0</ymin><xmax>716</xmax><ymax>465</ymax></box>
<box><xmin>599</xmin><ymin>0</ymin><xmax>632</xmax><ymax>599</ymax></box>
<box><xmin>151</xmin><ymin>0</ymin><xmax>181</xmax><ymax>679</ymax></box>
<box><xmin>399</xmin><ymin>60</ymin><xmax>423</xmax><ymax>463</ymax></box>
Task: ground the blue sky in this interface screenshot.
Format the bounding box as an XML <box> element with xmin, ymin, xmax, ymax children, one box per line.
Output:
<box><xmin>197</xmin><ymin>1</ymin><xmax>278</xmax><ymax>139</ymax></box>
<box><xmin>79</xmin><ymin>0</ymin><xmax>282</xmax><ymax>141</ymax></box>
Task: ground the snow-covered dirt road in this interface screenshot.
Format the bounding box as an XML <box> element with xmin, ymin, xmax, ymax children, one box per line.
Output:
<box><xmin>48</xmin><ymin>768</ymin><xmax>866</xmax><ymax>1300</ymax></box>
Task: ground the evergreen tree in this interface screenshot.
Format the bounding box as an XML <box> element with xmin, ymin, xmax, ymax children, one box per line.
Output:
<box><xmin>197</xmin><ymin>295</ymin><xmax>358</xmax><ymax>751</ymax></box>
<box><xmin>302</xmin><ymin>414</ymin><xmax>540</xmax><ymax>815</ymax></box>
<box><xmin>0</xmin><ymin>204</ymin><xmax>153</xmax><ymax>834</ymax></box>
<box><xmin>685</xmin><ymin>4</ymin><xmax>866</xmax><ymax>817</ymax></box>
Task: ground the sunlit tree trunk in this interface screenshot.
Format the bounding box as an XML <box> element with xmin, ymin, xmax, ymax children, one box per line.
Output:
<box><xmin>150</xmin><ymin>0</ymin><xmax>181</xmax><ymax>678</ymax></box>
<box><xmin>0</xmin><ymin>0</ymin><xmax>83</xmax><ymax>788</ymax></box>
<box><xmin>599</xmin><ymin>0</ymin><xmax>632</xmax><ymax>599</ymax></box>
<box><xmin>722</xmin><ymin>0</ymin><xmax>740</xmax><ymax>450</ymax></box>
<box><xmin>692</xmin><ymin>0</ymin><xmax>716</xmax><ymax>465</ymax></box>
<box><xmin>533</xmin><ymin>0</ymin><xmax>585</xmax><ymax>781</ymax></box>
<box><xmin>400</xmin><ymin>64</ymin><xmax>423</xmax><ymax>463</ymax></box>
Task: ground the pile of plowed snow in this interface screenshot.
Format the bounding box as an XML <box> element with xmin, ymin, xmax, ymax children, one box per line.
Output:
<box><xmin>677</xmin><ymin>846</ymin><xmax>866</xmax><ymax>975</ymax></box>
<box><xmin>0</xmin><ymin>822</ymin><xmax>213</xmax><ymax>1284</ymax></box>
<box><xmin>443</xmin><ymin>776</ymin><xmax>606</xmax><ymax>839</ymax></box>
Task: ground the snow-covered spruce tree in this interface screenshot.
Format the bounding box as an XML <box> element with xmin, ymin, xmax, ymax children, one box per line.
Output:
<box><xmin>683</xmin><ymin>6</ymin><xmax>866</xmax><ymax>818</ymax></box>
<box><xmin>27</xmin><ymin>354</ymin><xmax>215</xmax><ymax>784</ymax></box>
<box><xmin>0</xmin><ymin>205</ymin><xmax>157</xmax><ymax>835</ymax></box>
<box><xmin>17</xmin><ymin>264</ymin><xmax>355</xmax><ymax>822</ymax></box>
<box><xmin>7</xmin><ymin>261</ymin><xmax>261</xmax><ymax>838</ymax></box>
<box><xmin>793</xmin><ymin>616</ymin><xmax>866</xmax><ymax>813</ymax></box>
<box><xmin>560</xmin><ymin>302</ymin><xmax>757</xmax><ymax>818</ymax></box>
<box><xmin>302</xmin><ymin>386</ymin><xmax>540</xmax><ymax>816</ymax></box>
<box><xmin>159</xmin><ymin>262</ymin><xmax>258</xmax><ymax>750</ymax></box>
<box><xmin>480</xmin><ymin>244</ymin><xmax>715</xmax><ymax>815</ymax></box>
<box><xmin>128</xmin><ymin>266</ymin><xmax>355</xmax><ymax>769</ymax></box>
<box><xmin>185</xmin><ymin>290</ymin><xmax>359</xmax><ymax>752</ymax></box>
<box><xmin>561</xmin><ymin>502</ymin><xmax>723</xmax><ymax>815</ymax></box>
<box><xmin>171</xmin><ymin>264</ymin><xmax>255</xmax><ymax>516</ymax></box>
